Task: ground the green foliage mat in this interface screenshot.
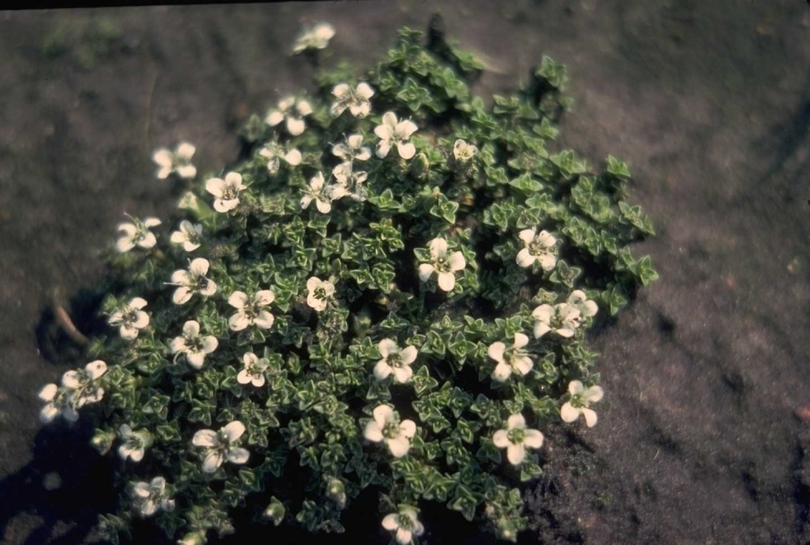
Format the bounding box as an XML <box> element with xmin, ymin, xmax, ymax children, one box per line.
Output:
<box><xmin>37</xmin><ymin>22</ymin><xmax>657</xmax><ymax>545</ymax></box>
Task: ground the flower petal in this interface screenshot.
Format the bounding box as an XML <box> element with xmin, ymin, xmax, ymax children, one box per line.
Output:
<box><xmin>202</xmin><ymin>450</ymin><xmax>224</xmax><ymax>473</ymax></box>
<box><xmin>228</xmin><ymin>291</ymin><xmax>249</xmax><ymax>310</ymax></box>
<box><xmin>192</xmin><ymin>429</ymin><xmax>218</xmax><ymax>447</ymax></box>
<box><xmin>399</xmin><ymin>419</ymin><xmax>416</xmax><ymax>439</ymax></box>
<box><xmin>397</xmin><ymin>142</ymin><xmax>416</xmax><ymax>160</ymax></box>
<box><xmin>539</xmin><ymin>253</ymin><xmax>557</xmax><ymax>271</ymax></box>
<box><xmin>518</xmin><ymin>228</ymin><xmax>536</xmax><ymax>245</ymax></box>
<box><xmin>132</xmin><ymin>311</ymin><xmax>150</xmax><ymax>329</ymax></box>
<box><xmin>373</xmin><ymin>404</ymin><xmax>394</xmax><ymax>428</ymax></box>
<box><xmin>227</xmin><ymin>447</ymin><xmax>250</xmax><ymax>464</ymax></box>
<box><xmin>448</xmin><ymin>251</ymin><xmax>466</xmax><ymax>272</ymax></box>
<box><xmin>356</xmin><ymin>82</ymin><xmax>374</xmax><ymax>99</ymax></box>
<box><xmin>568</xmin><ymin>380</ymin><xmax>584</xmax><ymax>396</ymax></box>
<box><xmin>516</xmin><ymin>248</ymin><xmax>535</xmax><ymax>268</ymax></box>
<box><xmin>378</xmin><ymin>338</ymin><xmax>397</xmax><ymax>358</ymax></box>
<box><xmin>387</xmin><ymin>436</ymin><xmax>411</xmax><ymax>458</ymax></box>
<box><xmin>237</xmin><ymin>369</ymin><xmax>252</xmax><ymax>385</ymax></box>
<box><xmin>437</xmin><ymin>271</ymin><xmax>456</xmax><ymax>292</ymax></box>
<box><xmin>222</xmin><ymin>421</ymin><xmax>245</xmax><ymax>442</ymax></box>
<box><xmin>581</xmin><ymin>407</ymin><xmax>598</xmax><ymax>427</ymax></box>
<box><xmin>382</xmin><ymin>514</ymin><xmax>399</xmax><ymax>531</ymax></box>
<box><xmin>506</xmin><ymin>443</ymin><xmax>525</xmax><ymax>465</ymax></box>
<box><xmin>189</xmin><ymin>258</ymin><xmax>210</xmax><ymax>276</ymax></box>
<box><xmin>287</xmin><ymin>117</ymin><xmax>305</xmax><ymax>136</ymax></box>
<box><xmin>253</xmin><ymin>311</ymin><xmax>274</xmax><ymax>329</ymax></box>
<box><xmin>533</xmin><ymin>321</ymin><xmax>551</xmax><ymax>339</ymax></box>
<box><xmin>417</xmin><ymin>263</ymin><xmax>434</xmax><ymax>282</ymax></box>
<box><xmin>176</xmin><ymin>165</ymin><xmax>197</xmax><ymax>179</ymax></box>
<box><xmin>523</xmin><ymin>429</ymin><xmax>544</xmax><ymax>449</ymax></box>
<box><xmin>400</xmin><ymin>346</ymin><xmax>418</xmax><ymax>365</ymax></box>
<box><xmin>373</xmin><ymin>360</ymin><xmax>393</xmax><ymax>381</ymax></box>
<box><xmin>38</xmin><ymin>384</ymin><xmax>58</xmax><ymax>402</ymax></box>
<box><xmin>187</xmin><ymin>351</ymin><xmax>206</xmax><ymax>369</ymax></box>
<box><xmin>560</xmin><ymin>402</ymin><xmax>580</xmax><ymax>423</ymax></box>
<box><xmin>201</xmin><ymin>336</ymin><xmax>218</xmax><ymax>354</ymax></box>
<box><xmin>375</xmin><ymin>140</ymin><xmax>391</xmax><ymax>159</ymax></box>
<box><xmin>507</xmin><ymin>414</ymin><xmax>526</xmax><ymax>430</ymax></box>
<box><xmin>205</xmin><ymin>177</ymin><xmax>225</xmax><ymax>197</ymax></box>
<box><xmin>487</xmin><ymin>342</ymin><xmax>506</xmax><ymax>363</ymax></box>
<box><xmin>183</xmin><ymin>320</ymin><xmax>200</xmax><ymax>337</ymax></box>
<box><xmin>266</xmin><ymin>111</ymin><xmax>284</xmax><ymax>127</ymax></box>
<box><xmin>364</xmin><ymin>421</ymin><xmax>383</xmax><ymax>443</ymax></box>
<box><xmin>492</xmin><ymin>430</ymin><xmax>510</xmax><ymax>448</ymax></box>
<box><xmin>491</xmin><ymin>362</ymin><xmax>512</xmax><ymax>382</ymax></box>
<box><xmin>62</xmin><ymin>370</ymin><xmax>80</xmax><ymax>388</ymax></box>
<box><xmin>586</xmin><ymin>385</ymin><xmax>604</xmax><ymax>403</ymax></box>
<box><xmin>394</xmin><ymin>365</ymin><xmax>413</xmax><ymax>384</ymax></box>
<box><xmin>513</xmin><ymin>356</ymin><xmax>533</xmax><ymax>376</ymax></box>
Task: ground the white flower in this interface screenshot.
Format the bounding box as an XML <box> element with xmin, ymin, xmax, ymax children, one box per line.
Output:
<box><xmin>516</xmin><ymin>228</ymin><xmax>557</xmax><ymax>270</ymax></box>
<box><xmin>192</xmin><ymin>420</ymin><xmax>250</xmax><ymax>473</ymax></box>
<box><xmin>567</xmin><ymin>290</ymin><xmax>598</xmax><ymax>319</ymax></box>
<box><xmin>118</xmin><ymin>424</ymin><xmax>152</xmax><ymax>462</ymax></box>
<box><xmin>108</xmin><ymin>297</ymin><xmax>150</xmax><ymax>340</ymax></box>
<box><xmin>560</xmin><ymin>380</ymin><xmax>604</xmax><ymax>427</ymax></box>
<box><xmin>382</xmin><ymin>507</ymin><xmax>425</xmax><ymax>545</ymax></box>
<box><xmin>418</xmin><ymin>237</ymin><xmax>466</xmax><ymax>292</ymax></box>
<box><xmin>170</xmin><ymin>220</ymin><xmax>203</xmax><ymax>252</ymax></box>
<box><xmin>300</xmin><ymin>172</ymin><xmax>333</xmax><ymax>214</ymax></box>
<box><xmin>330</xmin><ymin>162</ymin><xmax>368</xmax><ymax>202</ymax></box>
<box><xmin>260</xmin><ymin>141</ymin><xmax>302</xmax><ymax>175</ymax></box>
<box><xmin>306</xmin><ymin>277</ymin><xmax>335</xmax><ymax>312</ymax></box>
<box><xmin>363</xmin><ymin>404</ymin><xmax>416</xmax><ymax>458</ymax></box>
<box><xmin>61</xmin><ymin>360</ymin><xmax>107</xmax><ymax>409</ymax></box>
<box><xmin>374</xmin><ymin>111</ymin><xmax>418</xmax><ymax>159</ymax></box>
<box><xmin>169</xmin><ymin>258</ymin><xmax>217</xmax><ymax>305</ymax></box>
<box><xmin>292</xmin><ymin>22</ymin><xmax>335</xmax><ymax>54</ymax></box>
<box><xmin>170</xmin><ymin>320</ymin><xmax>218</xmax><ymax>370</ymax></box>
<box><xmin>131</xmin><ymin>476</ymin><xmax>175</xmax><ymax>517</ymax></box>
<box><xmin>489</xmin><ymin>333</ymin><xmax>534</xmax><ymax>382</ymax></box>
<box><xmin>492</xmin><ymin>414</ymin><xmax>544</xmax><ymax>465</ymax></box>
<box><xmin>205</xmin><ymin>172</ymin><xmax>245</xmax><ymax>213</ymax></box>
<box><xmin>532</xmin><ymin>303</ymin><xmax>581</xmax><ymax>338</ymax></box>
<box><xmin>116</xmin><ymin>216</ymin><xmax>161</xmax><ymax>253</ymax></box>
<box><xmin>373</xmin><ymin>339</ymin><xmax>418</xmax><ymax>384</ymax></box>
<box><xmin>453</xmin><ymin>139</ymin><xmax>478</xmax><ymax>162</ymax></box>
<box><xmin>38</xmin><ymin>383</ymin><xmax>78</xmax><ymax>423</ymax></box>
<box><xmin>152</xmin><ymin>142</ymin><xmax>197</xmax><ymax>180</ymax></box>
<box><xmin>228</xmin><ymin>290</ymin><xmax>275</xmax><ymax>331</ymax></box>
<box><xmin>237</xmin><ymin>352</ymin><xmax>269</xmax><ymax>387</ymax></box>
<box><xmin>332</xmin><ymin>134</ymin><xmax>372</xmax><ymax>163</ymax></box>
<box><xmin>330</xmin><ymin>82</ymin><xmax>375</xmax><ymax>118</ymax></box>
<box><xmin>266</xmin><ymin>96</ymin><xmax>312</xmax><ymax>136</ymax></box>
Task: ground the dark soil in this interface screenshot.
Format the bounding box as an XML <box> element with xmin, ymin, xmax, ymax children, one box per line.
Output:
<box><xmin>1</xmin><ymin>2</ymin><xmax>809</xmax><ymax>544</ymax></box>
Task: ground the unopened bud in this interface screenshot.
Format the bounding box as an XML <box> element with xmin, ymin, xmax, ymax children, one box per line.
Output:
<box><xmin>176</xmin><ymin>531</ymin><xmax>205</xmax><ymax>545</ymax></box>
<box><xmin>327</xmin><ymin>478</ymin><xmax>346</xmax><ymax>508</ymax></box>
<box><xmin>263</xmin><ymin>497</ymin><xmax>286</xmax><ymax>526</ymax></box>
<box><xmin>91</xmin><ymin>429</ymin><xmax>115</xmax><ymax>455</ymax></box>
<box><xmin>410</xmin><ymin>152</ymin><xmax>430</xmax><ymax>179</ymax></box>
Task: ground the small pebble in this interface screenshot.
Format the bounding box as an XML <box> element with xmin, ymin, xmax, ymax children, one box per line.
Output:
<box><xmin>43</xmin><ymin>471</ymin><xmax>62</xmax><ymax>491</ymax></box>
<box><xmin>795</xmin><ymin>406</ymin><xmax>810</xmax><ymax>422</ymax></box>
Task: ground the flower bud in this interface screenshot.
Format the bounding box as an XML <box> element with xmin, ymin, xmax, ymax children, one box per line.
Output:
<box><xmin>177</xmin><ymin>531</ymin><xmax>205</xmax><ymax>545</ymax></box>
<box><xmin>91</xmin><ymin>429</ymin><xmax>115</xmax><ymax>455</ymax></box>
<box><xmin>327</xmin><ymin>478</ymin><xmax>346</xmax><ymax>508</ymax></box>
<box><xmin>263</xmin><ymin>497</ymin><xmax>286</xmax><ymax>526</ymax></box>
<box><xmin>410</xmin><ymin>152</ymin><xmax>430</xmax><ymax>180</ymax></box>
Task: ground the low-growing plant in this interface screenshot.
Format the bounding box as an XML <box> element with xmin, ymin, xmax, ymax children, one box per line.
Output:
<box><xmin>37</xmin><ymin>20</ymin><xmax>658</xmax><ymax>545</ymax></box>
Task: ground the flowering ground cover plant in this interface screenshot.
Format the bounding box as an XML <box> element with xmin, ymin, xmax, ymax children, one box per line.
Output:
<box><xmin>37</xmin><ymin>22</ymin><xmax>658</xmax><ymax>545</ymax></box>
